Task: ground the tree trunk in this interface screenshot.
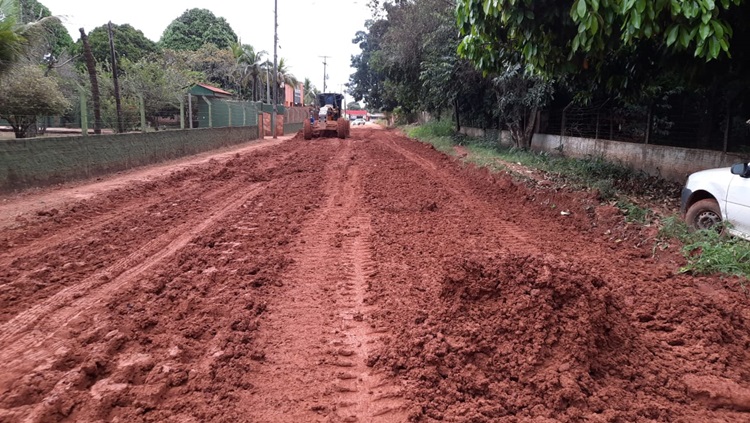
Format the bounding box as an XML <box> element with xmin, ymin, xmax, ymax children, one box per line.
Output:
<box><xmin>9</xmin><ymin>116</ymin><xmax>33</xmax><ymax>139</ymax></box>
<box><xmin>522</xmin><ymin>107</ymin><xmax>538</xmax><ymax>149</ymax></box>
<box><xmin>454</xmin><ymin>98</ymin><xmax>461</xmax><ymax>131</ymax></box>
<box><xmin>79</xmin><ymin>28</ymin><xmax>102</xmax><ymax>135</ymax></box>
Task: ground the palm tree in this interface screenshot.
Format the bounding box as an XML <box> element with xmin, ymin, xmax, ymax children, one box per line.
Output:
<box><xmin>275</xmin><ymin>58</ymin><xmax>298</xmax><ymax>104</ymax></box>
<box><xmin>0</xmin><ymin>0</ymin><xmax>28</xmax><ymax>74</ymax></box>
<box><xmin>303</xmin><ymin>77</ymin><xmax>319</xmax><ymax>106</ymax></box>
<box><xmin>230</xmin><ymin>41</ymin><xmax>267</xmax><ymax>101</ymax></box>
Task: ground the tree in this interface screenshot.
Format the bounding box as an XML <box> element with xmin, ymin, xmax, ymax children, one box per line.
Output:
<box><xmin>0</xmin><ymin>63</ymin><xmax>69</xmax><ymax>138</ymax></box>
<box><xmin>303</xmin><ymin>78</ymin><xmax>318</xmax><ymax>106</ymax></box>
<box><xmin>122</xmin><ymin>55</ymin><xmax>195</xmax><ymax>129</ymax></box>
<box><xmin>183</xmin><ymin>43</ymin><xmax>236</xmax><ymax>91</ymax></box>
<box><xmin>350</xmin><ymin>0</ymin><xmax>498</xmax><ymax>128</ymax></box>
<box><xmin>18</xmin><ymin>0</ymin><xmax>73</xmax><ymax>64</ymax></box>
<box><xmin>231</xmin><ymin>42</ymin><xmax>266</xmax><ymax>101</ymax></box>
<box><xmin>0</xmin><ymin>0</ymin><xmax>63</xmax><ymax>75</ymax></box>
<box><xmin>456</xmin><ymin>0</ymin><xmax>744</xmax><ymax>79</ymax></box>
<box><xmin>347</xmin><ymin>101</ymin><xmax>362</xmax><ymax>110</ymax></box>
<box><xmin>0</xmin><ymin>0</ymin><xmax>25</xmax><ymax>74</ymax></box>
<box><xmin>79</xmin><ymin>23</ymin><xmax>158</xmax><ymax>65</ymax></box>
<box><xmin>159</xmin><ymin>8</ymin><xmax>237</xmax><ymax>51</ymax></box>
<box><xmin>492</xmin><ymin>64</ymin><xmax>553</xmax><ymax>148</ymax></box>
<box><xmin>274</xmin><ymin>58</ymin><xmax>297</xmax><ymax>102</ymax></box>
<box><xmin>349</xmin><ymin>19</ymin><xmax>394</xmax><ymax>111</ymax></box>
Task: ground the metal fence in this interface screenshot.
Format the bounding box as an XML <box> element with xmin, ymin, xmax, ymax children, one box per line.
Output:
<box><xmin>542</xmin><ymin>95</ymin><xmax>750</xmax><ymax>153</ymax></box>
<box><xmin>0</xmin><ymin>93</ymin><xmax>299</xmax><ymax>139</ymax></box>
<box><xmin>455</xmin><ymin>91</ymin><xmax>750</xmax><ymax>154</ymax></box>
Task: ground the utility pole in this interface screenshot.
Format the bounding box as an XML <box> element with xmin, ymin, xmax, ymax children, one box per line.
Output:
<box><xmin>272</xmin><ymin>0</ymin><xmax>278</xmax><ymax>139</ymax></box>
<box><xmin>108</xmin><ymin>21</ymin><xmax>124</xmax><ymax>133</ymax></box>
<box><xmin>320</xmin><ymin>56</ymin><xmax>330</xmax><ymax>93</ymax></box>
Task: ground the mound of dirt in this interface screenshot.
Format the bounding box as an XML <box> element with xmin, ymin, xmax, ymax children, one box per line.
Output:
<box><xmin>372</xmin><ymin>251</ymin><xmax>651</xmax><ymax>421</ymax></box>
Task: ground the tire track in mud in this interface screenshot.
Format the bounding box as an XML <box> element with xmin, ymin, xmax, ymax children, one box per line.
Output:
<box><xmin>0</xmin><ymin>183</ymin><xmax>266</xmax><ymax>370</ymax></box>
<box><xmin>381</xmin><ymin>136</ymin><xmax>534</xmax><ymax>253</ymax></box>
<box><xmin>0</xmin><ymin>148</ymin><xmax>300</xmax><ymax>322</ymax></box>
<box><xmin>0</xmin><ymin>147</ymin><xmax>304</xmax><ymax>401</ymax></box>
<box><xmin>246</xmin><ymin>139</ymin><xmax>408</xmax><ymax>422</ymax></box>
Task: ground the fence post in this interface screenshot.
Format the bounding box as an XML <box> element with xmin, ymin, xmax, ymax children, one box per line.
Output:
<box><xmin>79</xmin><ymin>87</ymin><xmax>88</xmax><ymax>137</ymax></box>
<box><xmin>645</xmin><ymin>103</ymin><xmax>653</xmax><ymax>144</ymax></box>
<box><xmin>723</xmin><ymin>100</ymin><xmax>731</xmax><ymax>153</ymax></box>
<box><xmin>228</xmin><ymin>102</ymin><xmax>232</xmax><ymax>127</ymax></box>
<box><xmin>202</xmin><ymin>97</ymin><xmax>212</xmax><ymax>128</ymax></box>
<box><xmin>259</xmin><ymin>112</ymin><xmax>264</xmax><ymax>139</ymax></box>
<box><xmin>139</xmin><ymin>94</ymin><xmax>146</xmax><ymax>132</ymax></box>
<box><xmin>595</xmin><ymin>111</ymin><xmax>600</xmax><ymax>140</ymax></box>
<box><xmin>243</xmin><ymin>103</ymin><xmax>247</xmax><ymax>126</ymax></box>
<box><xmin>188</xmin><ymin>94</ymin><xmax>193</xmax><ymax>129</ymax></box>
<box><xmin>179</xmin><ymin>97</ymin><xmax>185</xmax><ymax>129</ymax></box>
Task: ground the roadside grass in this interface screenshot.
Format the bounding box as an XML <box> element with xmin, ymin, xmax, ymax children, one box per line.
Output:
<box><xmin>406</xmin><ymin>121</ymin><xmax>750</xmax><ymax>282</ymax></box>
<box><xmin>659</xmin><ymin>217</ymin><xmax>750</xmax><ymax>283</ymax></box>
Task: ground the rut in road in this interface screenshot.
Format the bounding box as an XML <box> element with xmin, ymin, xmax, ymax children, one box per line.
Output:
<box><xmin>0</xmin><ymin>145</ymin><xmax>308</xmax><ymax>422</ymax></box>
<box><xmin>247</xmin><ymin>139</ymin><xmax>409</xmax><ymax>422</ymax></box>
<box><xmin>0</xmin><ymin>146</ymin><xmax>297</xmax><ymax>324</ymax></box>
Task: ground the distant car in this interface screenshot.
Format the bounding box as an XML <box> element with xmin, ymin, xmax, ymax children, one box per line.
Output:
<box><xmin>681</xmin><ymin>163</ymin><xmax>750</xmax><ymax>239</ymax></box>
<box><xmin>352</xmin><ymin>117</ymin><xmax>365</xmax><ymax>126</ymax></box>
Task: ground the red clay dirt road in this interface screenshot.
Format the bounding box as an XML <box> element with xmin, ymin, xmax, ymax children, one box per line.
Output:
<box><xmin>1</xmin><ymin>127</ymin><xmax>750</xmax><ymax>422</ymax></box>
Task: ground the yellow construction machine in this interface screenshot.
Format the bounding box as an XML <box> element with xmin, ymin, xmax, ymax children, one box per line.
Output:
<box><xmin>303</xmin><ymin>93</ymin><xmax>350</xmax><ymax>140</ymax></box>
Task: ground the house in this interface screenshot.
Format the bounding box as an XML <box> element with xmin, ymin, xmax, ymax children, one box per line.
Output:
<box><xmin>284</xmin><ymin>82</ymin><xmax>304</xmax><ymax>107</ymax></box>
<box><xmin>347</xmin><ymin>110</ymin><xmax>369</xmax><ymax>121</ymax></box>
<box><xmin>190</xmin><ymin>83</ymin><xmax>233</xmax><ymax>99</ymax></box>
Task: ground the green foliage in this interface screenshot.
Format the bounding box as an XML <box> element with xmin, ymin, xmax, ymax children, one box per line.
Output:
<box><xmin>349</xmin><ymin>19</ymin><xmax>394</xmax><ymax>111</ymax></box>
<box><xmin>615</xmin><ymin>199</ymin><xmax>653</xmax><ymax>224</ymax></box>
<box><xmin>492</xmin><ymin>63</ymin><xmax>554</xmax><ymax>148</ymax></box>
<box><xmin>0</xmin><ymin>63</ymin><xmax>70</xmax><ymax>137</ymax></box>
<box><xmin>659</xmin><ymin>216</ymin><xmax>750</xmax><ymax>280</ymax></box>
<box><xmin>159</xmin><ymin>8</ymin><xmax>237</xmax><ymax>51</ymax></box>
<box><xmin>18</xmin><ymin>0</ymin><xmax>73</xmax><ymax>61</ymax></box>
<box><xmin>121</xmin><ymin>54</ymin><xmax>196</xmax><ymax>128</ymax></box>
<box><xmin>0</xmin><ymin>0</ymin><xmax>24</xmax><ymax>75</ymax></box>
<box><xmin>680</xmin><ymin>227</ymin><xmax>750</xmax><ymax>280</ymax></box>
<box><xmin>350</xmin><ymin>0</ymin><xmax>498</xmax><ymax>127</ymax></box>
<box><xmin>407</xmin><ymin>119</ymin><xmax>455</xmax><ymax>138</ymax></box>
<box><xmin>405</xmin><ymin>120</ymin><xmax>456</xmax><ymax>154</ymax></box>
<box><xmin>231</xmin><ymin>42</ymin><xmax>266</xmax><ymax>101</ymax></box>
<box><xmin>78</xmin><ymin>23</ymin><xmax>158</xmax><ymax>65</ymax></box>
<box><xmin>303</xmin><ymin>78</ymin><xmax>318</xmax><ymax>106</ymax></box>
<box><xmin>456</xmin><ymin>0</ymin><xmax>743</xmax><ymax>78</ymax></box>
<box><xmin>182</xmin><ymin>43</ymin><xmax>236</xmax><ymax>90</ymax></box>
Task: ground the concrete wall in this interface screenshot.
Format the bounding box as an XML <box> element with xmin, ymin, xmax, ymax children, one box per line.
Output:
<box><xmin>0</xmin><ymin>126</ymin><xmax>260</xmax><ymax>193</ymax></box>
<box><xmin>459</xmin><ymin>127</ymin><xmax>748</xmax><ymax>183</ymax></box>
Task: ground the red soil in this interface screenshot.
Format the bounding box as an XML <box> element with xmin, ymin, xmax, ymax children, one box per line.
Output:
<box><xmin>1</xmin><ymin>127</ymin><xmax>748</xmax><ymax>422</ymax></box>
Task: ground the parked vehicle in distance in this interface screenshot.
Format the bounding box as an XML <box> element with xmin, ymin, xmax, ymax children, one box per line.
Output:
<box><xmin>681</xmin><ymin>163</ymin><xmax>750</xmax><ymax>240</ymax></box>
<box><xmin>352</xmin><ymin>117</ymin><xmax>365</xmax><ymax>126</ymax></box>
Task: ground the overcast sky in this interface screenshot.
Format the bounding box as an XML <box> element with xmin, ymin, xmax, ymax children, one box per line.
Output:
<box><xmin>43</xmin><ymin>0</ymin><xmax>373</xmax><ymax>102</ymax></box>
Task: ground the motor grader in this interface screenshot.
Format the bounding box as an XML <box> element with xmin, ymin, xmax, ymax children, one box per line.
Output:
<box><xmin>303</xmin><ymin>93</ymin><xmax>350</xmax><ymax>140</ymax></box>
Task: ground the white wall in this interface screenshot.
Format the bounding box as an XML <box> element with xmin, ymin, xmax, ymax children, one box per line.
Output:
<box><xmin>458</xmin><ymin>127</ymin><xmax>748</xmax><ymax>183</ymax></box>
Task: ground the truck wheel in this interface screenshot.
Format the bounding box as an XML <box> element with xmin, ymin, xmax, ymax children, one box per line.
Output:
<box><xmin>685</xmin><ymin>198</ymin><xmax>722</xmax><ymax>231</ymax></box>
<box><xmin>337</xmin><ymin>118</ymin><xmax>347</xmax><ymax>139</ymax></box>
<box><xmin>303</xmin><ymin>120</ymin><xmax>313</xmax><ymax>140</ymax></box>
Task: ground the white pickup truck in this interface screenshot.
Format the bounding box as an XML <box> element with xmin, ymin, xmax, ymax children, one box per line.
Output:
<box><xmin>681</xmin><ymin>163</ymin><xmax>750</xmax><ymax>240</ymax></box>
